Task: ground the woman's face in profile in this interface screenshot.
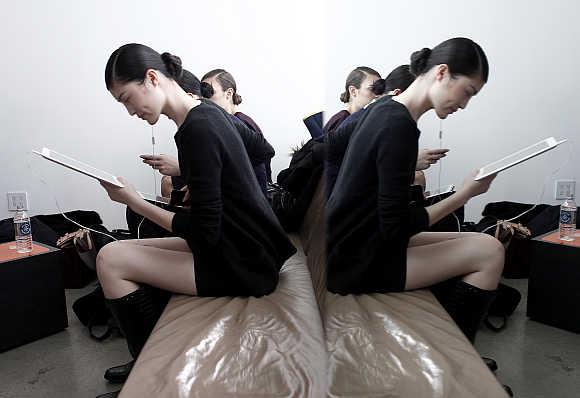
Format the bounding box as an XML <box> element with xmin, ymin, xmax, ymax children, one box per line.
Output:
<box><xmin>202</xmin><ymin>76</ymin><xmax>232</xmax><ymax>111</ymax></box>
<box><xmin>430</xmin><ymin>66</ymin><xmax>484</xmax><ymax>119</ymax></box>
<box><xmin>109</xmin><ymin>72</ymin><xmax>165</xmax><ymax>125</ymax></box>
<box><xmin>351</xmin><ymin>74</ymin><xmax>380</xmax><ymax>111</ymax></box>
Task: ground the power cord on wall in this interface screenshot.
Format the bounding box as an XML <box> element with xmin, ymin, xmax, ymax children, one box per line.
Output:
<box><xmin>436</xmin><ymin>119</ymin><xmax>462</xmax><ymax>231</ymax></box>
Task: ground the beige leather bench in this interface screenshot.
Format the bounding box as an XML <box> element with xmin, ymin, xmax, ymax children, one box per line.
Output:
<box><xmin>121</xmin><ymin>176</ymin><xmax>507</xmax><ymax>398</ymax></box>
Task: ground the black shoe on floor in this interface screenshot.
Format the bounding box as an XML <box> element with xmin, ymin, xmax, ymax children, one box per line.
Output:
<box><xmin>104</xmin><ymin>360</ymin><xmax>135</xmax><ymax>383</ymax></box>
<box><xmin>96</xmin><ymin>390</ymin><xmax>120</xmax><ymax>398</ymax></box>
<box><xmin>482</xmin><ymin>356</ymin><xmax>498</xmax><ymax>372</ymax></box>
<box><xmin>503</xmin><ymin>384</ymin><xmax>514</xmax><ymax>396</ymax></box>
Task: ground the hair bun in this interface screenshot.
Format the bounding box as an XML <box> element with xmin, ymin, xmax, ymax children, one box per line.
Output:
<box><xmin>339</xmin><ymin>91</ymin><xmax>349</xmax><ymax>103</ymax></box>
<box><xmin>371</xmin><ymin>78</ymin><xmax>386</xmax><ymax>95</ymax></box>
<box><xmin>233</xmin><ymin>93</ymin><xmax>242</xmax><ymax>105</ymax></box>
<box><xmin>410</xmin><ymin>47</ymin><xmax>432</xmax><ymax>76</ymax></box>
<box><xmin>200</xmin><ymin>81</ymin><xmax>214</xmax><ymax>99</ymax></box>
<box><xmin>161</xmin><ymin>52</ymin><xmax>183</xmax><ymax>79</ymax></box>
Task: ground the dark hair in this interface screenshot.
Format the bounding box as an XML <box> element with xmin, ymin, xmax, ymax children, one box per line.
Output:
<box><xmin>371</xmin><ymin>65</ymin><xmax>415</xmax><ymax>95</ymax></box>
<box><xmin>384</xmin><ymin>65</ymin><xmax>415</xmax><ymax>93</ymax></box>
<box><xmin>177</xmin><ymin>69</ymin><xmax>201</xmax><ymax>96</ymax></box>
<box><xmin>105</xmin><ymin>43</ymin><xmax>183</xmax><ymax>90</ymax></box>
<box><xmin>340</xmin><ymin>66</ymin><xmax>381</xmax><ymax>103</ymax></box>
<box><xmin>409</xmin><ymin>38</ymin><xmax>489</xmax><ymax>82</ymax></box>
<box><xmin>201</xmin><ymin>69</ymin><xmax>242</xmax><ymax>105</ymax></box>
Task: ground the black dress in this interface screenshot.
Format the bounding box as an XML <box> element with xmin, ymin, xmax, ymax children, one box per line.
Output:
<box><xmin>172</xmin><ymin>102</ymin><xmax>296</xmax><ymax>297</ymax></box>
<box><xmin>327</xmin><ymin>98</ymin><xmax>429</xmax><ymax>294</ymax></box>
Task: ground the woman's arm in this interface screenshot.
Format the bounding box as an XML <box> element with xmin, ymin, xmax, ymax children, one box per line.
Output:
<box><xmin>100</xmin><ymin>178</ymin><xmax>176</xmax><ymax>232</ymax></box>
<box><xmin>425</xmin><ymin>171</ymin><xmax>496</xmax><ymax>225</ymax></box>
<box><xmin>377</xmin><ymin>122</ymin><xmax>429</xmax><ymax>240</ymax></box>
<box><xmin>232</xmin><ymin>118</ymin><xmax>275</xmax><ymax>164</ymax></box>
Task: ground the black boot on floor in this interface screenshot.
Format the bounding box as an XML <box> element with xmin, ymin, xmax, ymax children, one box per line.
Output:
<box><xmin>97</xmin><ymin>287</ymin><xmax>169</xmax><ymax>397</ymax></box>
<box><xmin>106</xmin><ymin>286</ymin><xmax>166</xmax><ymax>357</ymax></box>
<box><xmin>104</xmin><ymin>360</ymin><xmax>135</xmax><ymax>383</ymax></box>
<box><xmin>440</xmin><ymin>280</ymin><xmax>497</xmax><ymax>343</ymax></box>
<box><xmin>482</xmin><ymin>356</ymin><xmax>498</xmax><ymax>372</ymax></box>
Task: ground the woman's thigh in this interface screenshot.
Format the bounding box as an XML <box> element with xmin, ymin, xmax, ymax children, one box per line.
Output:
<box><xmin>121</xmin><ymin>237</ymin><xmax>191</xmax><ymax>252</ymax></box>
<box><xmin>408</xmin><ymin>231</ymin><xmax>480</xmax><ymax>247</ymax></box>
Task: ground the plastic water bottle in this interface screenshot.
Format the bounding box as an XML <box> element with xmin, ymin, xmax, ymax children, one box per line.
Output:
<box><xmin>559</xmin><ymin>196</ymin><xmax>577</xmax><ymax>241</ymax></box>
<box><xmin>14</xmin><ymin>207</ymin><xmax>33</xmax><ymax>253</ymax></box>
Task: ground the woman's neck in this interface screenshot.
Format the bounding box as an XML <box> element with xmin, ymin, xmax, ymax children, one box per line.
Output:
<box><xmin>392</xmin><ymin>77</ymin><xmax>433</xmax><ymax>122</ymax></box>
<box><xmin>225</xmin><ymin>102</ymin><xmax>236</xmax><ymax>115</ymax></box>
<box><xmin>346</xmin><ymin>103</ymin><xmax>358</xmax><ymax>114</ymax></box>
<box><xmin>163</xmin><ymin>83</ymin><xmax>200</xmax><ymax>127</ymax></box>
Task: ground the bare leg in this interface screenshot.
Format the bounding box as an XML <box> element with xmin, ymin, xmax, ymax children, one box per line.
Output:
<box><xmin>409</xmin><ymin>231</ymin><xmax>480</xmax><ymax>247</ymax></box>
<box><xmin>121</xmin><ymin>237</ymin><xmax>191</xmax><ymax>252</ymax></box>
<box><xmin>405</xmin><ymin>233</ymin><xmax>504</xmax><ymax>291</ymax></box>
<box><xmin>96</xmin><ymin>240</ymin><xmax>196</xmax><ymax>299</ymax></box>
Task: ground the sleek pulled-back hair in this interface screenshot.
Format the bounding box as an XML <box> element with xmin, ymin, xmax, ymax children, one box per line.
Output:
<box><xmin>177</xmin><ymin>69</ymin><xmax>202</xmax><ymax>96</ymax></box>
<box><xmin>371</xmin><ymin>65</ymin><xmax>415</xmax><ymax>95</ymax></box>
<box><xmin>409</xmin><ymin>37</ymin><xmax>489</xmax><ymax>83</ymax></box>
<box><xmin>105</xmin><ymin>43</ymin><xmax>183</xmax><ymax>90</ymax></box>
<box><xmin>200</xmin><ymin>69</ymin><xmax>242</xmax><ymax>105</ymax></box>
<box><xmin>340</xmin><ymin>66</ymin><xmax>381</xmax><ymax>103</ymax></box>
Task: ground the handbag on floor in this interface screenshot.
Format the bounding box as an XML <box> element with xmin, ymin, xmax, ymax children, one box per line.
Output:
<box><xmin>72</xmin><ymin>284</ymin><xmax>118</xmax><ymax>341</ymax></box>
<box><xmin>484</xmin><ymin>283</ymin><xmax>522</xmax><ymax>332</ymax></box>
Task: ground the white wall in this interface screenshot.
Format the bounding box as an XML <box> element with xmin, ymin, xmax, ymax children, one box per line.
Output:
<box><xmin>325</xmin><ymin>0</ymin><xmax>580</xmax><ymax>221</ymax></box>
<box><xmin>0</xmin><ymin>0</ymin><xmax>324</xmax><ymax>227</ymax></box>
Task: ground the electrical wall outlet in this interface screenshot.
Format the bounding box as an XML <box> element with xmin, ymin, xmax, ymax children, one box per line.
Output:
<box><xmin>555</xmin><ymin>180</ymin><xmax>576</xmax><ymax>200</ymax></box>
<box><xmin>6</xmin><ymin>192</ymin><xmax>29</xmax><ymax>211</ymax></box>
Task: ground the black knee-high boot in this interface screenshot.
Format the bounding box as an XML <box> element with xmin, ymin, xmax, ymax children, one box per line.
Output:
<box><xmin>98</xmin><ymin>288</ymin><xmax>169</xmax><ymax>397</ymax></box>
<box><xmin>106</xmin><ymin>287</ymin><xmax>164</xmax><ymax>358</ymax></box>
<box><xmin>438</xmin><ymin>280</ymin><xmax>497</xmax><ymax>343</ymax></box>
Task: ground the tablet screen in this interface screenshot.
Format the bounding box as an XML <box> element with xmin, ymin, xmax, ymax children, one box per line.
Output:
<box><xmin>475</xmin><ymin>137</ymin><xmax>566</xmax><ymax>180</ymax></box>
<box><xmin>34</xmin><ymin>148</ymin><xmax>124</xmax><ymax>187</ymax></box>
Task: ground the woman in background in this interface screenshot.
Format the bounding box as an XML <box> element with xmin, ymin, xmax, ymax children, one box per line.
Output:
<box><xmin>323</xmin><ymin>66</ymin><xmax>381</xmax><ymax>135</ymax></box>
<box><xmin>201</xmin><ymin>69</ymin><xmax>271</xmax><ymax>186</ymax></box>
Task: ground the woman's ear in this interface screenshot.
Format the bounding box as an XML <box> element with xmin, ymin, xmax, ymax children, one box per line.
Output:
<box><xmin>145</xmin><ymin>69</ymin><xmax>160</xmax><ymax>87</ymax></box>
<box><xmin>434</xmin><ymin>64</ymin><xmax>450</xmax><ymax>82</ymax></box>
<box><xmin>348</xmin><ymin>85</ymin><xmax>357</xmax><ymax>99</ymax></box>
<box><xmin>225</xmin><ymin>87</ymin><xmax>234</xmax><ymax>101</ymax></box>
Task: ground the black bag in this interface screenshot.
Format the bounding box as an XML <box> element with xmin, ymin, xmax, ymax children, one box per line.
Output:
<box><xmin>274</xmin><ymin>137</ymin><xmax>324</xmax><ymax>232</ymax></box>
<box><xmin>485</xmin><ymin>283</ymin><xmax>522</xmax><ymax>332</ymax></box>
<box><xmin>72</xmin><ymin>284</ymin><xmax>118</xmax><ymax>341</ymax></box>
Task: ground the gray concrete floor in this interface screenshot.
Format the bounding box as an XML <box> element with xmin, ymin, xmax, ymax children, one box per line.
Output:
<box><xmin>0</xmin><ymin>282</ymin><xmax>130</xmax><ymax>398</ymax></box>
<box><xmin>476</xmin><ymin>278</ymin><xmax>580</xmax><ymax>398</ymax></box>
<box><xmin>1</xmin><ymin>279</ymin><xmax>579</xmax><ymax>397</ymax></box>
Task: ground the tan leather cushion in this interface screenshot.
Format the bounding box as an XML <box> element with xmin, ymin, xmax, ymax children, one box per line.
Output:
<box><xmin>120</xmin><ymin>240</ymin><xmax>326</xmax><ymax>398</ymax></box>
<box><xmin>299</xmin><ymin>176</ymin><xmax>327</xmax><ymax>309</ymax></box>
<box><xmin>325</xmin><ymin>290</ymin><xmax>508</xmax><ymax>397</ymax></box>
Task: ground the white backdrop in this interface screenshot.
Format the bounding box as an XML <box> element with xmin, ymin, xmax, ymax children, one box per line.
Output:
<box><xmin>0</xmin><ymin>0</ymin><xmax>324</xmax><ymax>227</ymax></box>
<box><xmin>325</xmin><ymin>0</ymin><xmax>580</xmax><ymax>221</ymax></box>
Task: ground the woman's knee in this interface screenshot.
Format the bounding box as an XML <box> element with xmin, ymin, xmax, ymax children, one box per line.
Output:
<box><xmin>474</xmin><ymin>233</ymin><xmax>505</xmax><ymax>273</ymax></box>
<box><xmin>96</xmin><ymin>241</ymin><xmax>125</xmax><ymax>279</ymax></box>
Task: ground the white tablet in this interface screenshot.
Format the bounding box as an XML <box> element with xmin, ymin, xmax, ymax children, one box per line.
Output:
<box><xmin>32</xmin><ymin>147</ymin><xmax>125</xmax><ymax>187</ymax></box>
<box><xmin>475</xmin><ymin>137</ymin><xmax>567</xmax><ymax>181</ymax></box>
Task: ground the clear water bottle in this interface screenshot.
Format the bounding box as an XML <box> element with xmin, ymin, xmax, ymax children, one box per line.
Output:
<box><xmin>559</xmin><ymin>196</ymin><xmax>577</xmax><ymax>241</ymax></box>
<box><xmin>14</xmin><ymin>207</ymin><xmax>33</xmax><ymax>253</ymax></box>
